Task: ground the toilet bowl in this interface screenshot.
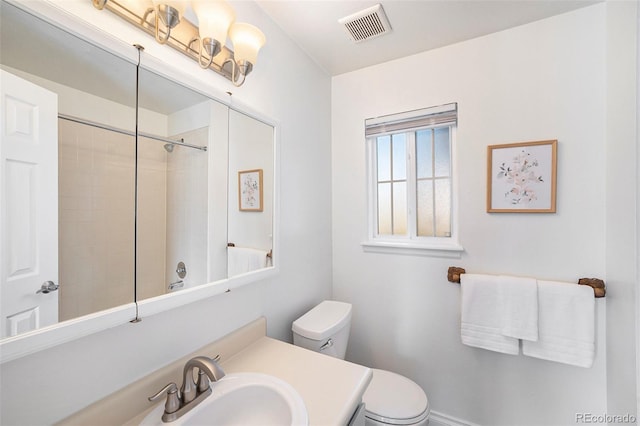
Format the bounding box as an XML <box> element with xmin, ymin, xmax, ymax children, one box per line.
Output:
<box><xmin>292</xmin><ymin>301</ymin><xmax>430</xmax><ymax>426</ymax></box>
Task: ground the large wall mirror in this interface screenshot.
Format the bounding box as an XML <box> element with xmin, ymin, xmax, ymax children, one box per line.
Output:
<box><xmin>0</xmin><ymin>0</ymin><xmax>275</xmax><ymax>354</ymax></box>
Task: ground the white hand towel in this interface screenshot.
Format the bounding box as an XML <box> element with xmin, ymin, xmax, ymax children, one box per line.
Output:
<box><xmin>499</xmin><ymin>275</ymin><xmax>538</xmax><ymax>342</ymax></box>
<box><xmin>522</xmin><ymin>280</ymin><xmax>595</xmax><ymax>368</ymax></box>
<box><xmin>460</xmin><ymin>274</ymin><xmax>519</xmax><ymax>355</ymax></box>
<box><xmin>227</xmin><ymin>246</ymin><xmax>268</xmax><ymax>277</ymax></box>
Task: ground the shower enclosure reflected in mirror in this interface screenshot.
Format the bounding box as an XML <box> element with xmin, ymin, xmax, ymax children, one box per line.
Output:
<box><xmin>136</xmin><ymin>127</ymin><xmax>211</xmax><ymax>298</ymax></box>
<box><xmin>135</xmin><ymin>66</ymin><xmax>230</xmax><ymax>301</ymax></box>
<box><xmin>0</xmin><ymin>0</ymin><xmax>275</xmax><ymax>343</ymax></box>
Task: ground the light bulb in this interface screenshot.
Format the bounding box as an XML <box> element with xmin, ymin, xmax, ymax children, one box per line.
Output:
<box><xmin>229</xmin><ymin>22</ymin><xmax>265</xmax><ymax>66</ymax></box>
<box><xmin>192</xmin><ymin>0</ymin><xmax>235</xmax><ymax>47</ymax></box>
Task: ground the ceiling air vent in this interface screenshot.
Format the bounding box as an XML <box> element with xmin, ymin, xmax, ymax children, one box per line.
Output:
<box><xmin>338</xmin><ymin>4</ymin><xmax>392</xmax><ymax>43</ymax></box>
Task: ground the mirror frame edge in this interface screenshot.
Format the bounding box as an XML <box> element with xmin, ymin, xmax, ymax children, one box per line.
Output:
<box><xmin>0</xmin><ymin>0</ymin><xmax>280</xmax><ymax>364</ymax></box>
<box><xmin>0</xmin><ymin>304</ymin><xmax>137</xmax><ymax>364</ymax></box>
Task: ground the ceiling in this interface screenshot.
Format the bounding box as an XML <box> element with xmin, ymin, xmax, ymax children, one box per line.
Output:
<box><xmin>0</xmin><ymin>1</ymin><xmax>209</xmax><ymax>115</ymax></box>
<box><xmin>255</xmin><ymin>0</ymin><xmax>602</xmax><ymax>76</ymax></box>
<box><xmin>1</xmin><ymin>0</ymin><xmax>603</xmax><ymax>111</ymax></box>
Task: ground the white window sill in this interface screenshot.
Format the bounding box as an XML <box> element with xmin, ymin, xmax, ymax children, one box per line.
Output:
<box><xmin>361</xmin><ymin>240</ymin><xmax>464</xmax><ymax>258</ymax></box>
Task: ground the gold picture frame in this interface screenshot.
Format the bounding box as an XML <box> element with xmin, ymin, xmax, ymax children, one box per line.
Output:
<box><xmin>487</xmin><ymin>140</ymin><xmax>557</xmax><ymax>213</ymax></box>
<box><xmin>238</xmin><ymin>169</ymin><xmax>263</xmax><ymax>212</ymax></box>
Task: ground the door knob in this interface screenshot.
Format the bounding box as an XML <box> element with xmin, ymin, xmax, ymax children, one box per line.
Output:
<box><xmin>36</xmin><ymin>281</ymin><xmax>59</xmax><ymax>294</ymax></box>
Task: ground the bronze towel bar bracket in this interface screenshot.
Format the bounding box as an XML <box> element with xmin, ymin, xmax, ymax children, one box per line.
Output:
<box><xmin>447</xmin><ymin>267</ymin><xmax>606</xmax><ymax>298</ymax></box>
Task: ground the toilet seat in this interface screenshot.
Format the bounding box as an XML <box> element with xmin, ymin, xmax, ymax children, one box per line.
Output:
<box><xmin>363</xmin><ymin>369</ymin><xmax>430</xmax><ymax>425</ymax></box>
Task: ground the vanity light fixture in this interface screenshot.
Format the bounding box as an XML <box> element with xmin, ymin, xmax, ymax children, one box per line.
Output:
<box><xmin>189</xmin><ymin>0</ymin><xmax>235</xmax><ymax>68</ymax></box>
<box><xmin>146</xmin><ymin>0</ymin><xmax>188</xmax><ymax>44</ymax></box>
<box><xmin>227</xmin><ymin>22</ymin><xmax>266</xmax><ymax>82</ymax></box>
<box><xmin>91</xmin><ymin>0</ymin><xmax>266</xmax><ymax>86</ymax></box>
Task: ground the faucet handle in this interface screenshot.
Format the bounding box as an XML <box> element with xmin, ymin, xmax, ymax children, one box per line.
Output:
<box><xmin>148</xmin><ymin>382</ymin><xmax>180</xmax><ymax>414</ymax></box>
<box><xmin>197</xmin><ymin>370</ymin><xmax>210</xmax><ymax>393</ymax></box>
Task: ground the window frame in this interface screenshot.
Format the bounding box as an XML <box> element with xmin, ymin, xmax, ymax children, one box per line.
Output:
<box><xmin>362</xmin><ymin>105</ymin><xmax>463</xmax><ymax>257</ymax></box>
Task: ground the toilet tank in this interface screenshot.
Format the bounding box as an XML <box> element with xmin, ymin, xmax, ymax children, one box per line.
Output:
<box><xmin>292</xmin><ymin>301</ymin><xmax>352</xmax><ymax>359</ymax></box>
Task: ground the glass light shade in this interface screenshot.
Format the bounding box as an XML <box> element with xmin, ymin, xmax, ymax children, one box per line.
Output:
<box><xmin>151</xmin><ymin>0</ymin><xmax>188</xmax><ymax>16</ymax></box>
<box><xmin>117</xmin><ymin>0</ymin><xmax>152</xmax><ymax>16</ymax></box>
<box><xmin>228</xmin><ymin>22</ymin><xmax>266</xmax><ymax>65</ymax></box>
<box><xmin>192</xmin><ymin>0</ymin><xmax>235</xmax><ymax>45</ymax></box>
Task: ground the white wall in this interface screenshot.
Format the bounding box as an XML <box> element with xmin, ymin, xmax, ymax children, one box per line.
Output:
<box><xmin>605</xmin><ymin>0</ymin><xmax>639</xmax><ymax>418</ymax></box>
<box><xmin>332</xmin><ymin>4</ymin><xmax>622</xmax><ymax>425</ymax></box>
<box><xmin>0</xmin><ymin>1</ymin><xmax>332</xmax><ymax>424</ymax></box>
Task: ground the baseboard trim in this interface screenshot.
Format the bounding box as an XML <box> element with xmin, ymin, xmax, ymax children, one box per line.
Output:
<box><xmin>429</xmin><ymin>410</ymin><xmax>480</xmax><ymax>426</ymax></box>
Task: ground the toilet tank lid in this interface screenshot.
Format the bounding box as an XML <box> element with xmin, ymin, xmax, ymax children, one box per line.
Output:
<box><xmin>292</xmin><ymin>301</ymin><xmax>352</xmax><ymax>340</ymax></box>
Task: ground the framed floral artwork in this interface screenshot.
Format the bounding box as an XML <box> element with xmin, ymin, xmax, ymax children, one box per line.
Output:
<box><xmin>238</xmin><ymin>169</ymin><xmax>263</xmax><ymax>212</ymax></box>
<box><xmin>487</xmin><ymin>140</ymin><xmax>557</xmax><ymax>213</ymax></box>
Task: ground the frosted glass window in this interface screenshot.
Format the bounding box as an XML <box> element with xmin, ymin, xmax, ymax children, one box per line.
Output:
<box><xmin>377</xmin><ymin>136</ymin><xmax>391</xmax><ymax>181</ymax></box>
<box><xmin>367</xmin><ymin>104</ymin><xmax>456</xmax><ymax>245</ymax></box>
<box><xmin>392</xmin><ymin>134</ymin><xmax>406</xmax><ymax>180</ymax></box>
<box><xmin>417</xmin><ymin>179</ymin><xmax>434</xmax><ymax>236</ymax></box>
<box><xmin>416</xmin><ymin>130</ymin><xmax>432</xmax><ymax>179</ymax></box>
<box><xmin>435</xmin><ymin>179</ymin><xmax>451</xmax><ymax>237</ymax></box>
<box><xmin>377</xmin><ymin>182</ymin><xmax>392</xmax><ymax>235</ymax></box>
<box><xmin>415</xmin><ymin>128</ymin><xmax>452</xmax><ymax>237</ymax></box>
<box><xmin>375</xmin><ymin>134</ymin><xmax>407</xmax><ymax>236</ymax></box>
<box><xmin>392</xmin><ymin>182</ymin><xmax>407</xmax><ymax>234</ymax></box>
<box><xmin>434</xmin><ymin>128</ymin><xmax>450</xmax><ymax>177</ymax></box>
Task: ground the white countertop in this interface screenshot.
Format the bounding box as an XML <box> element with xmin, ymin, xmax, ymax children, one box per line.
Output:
<box><xmin>222</xmin><ymin>336</ymin><xmax>372</xmax><ymax>426</ymax></box>
<box><xmin>62</xmin><ymin>318</ymin><xmax>371</xmax><ymax>426</ymax></box>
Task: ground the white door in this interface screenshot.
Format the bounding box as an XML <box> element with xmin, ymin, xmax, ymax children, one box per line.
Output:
<box><xmin>0</xmin><ymin>69</ymin><xmax>58</xmax><ymax>338</ymax></box>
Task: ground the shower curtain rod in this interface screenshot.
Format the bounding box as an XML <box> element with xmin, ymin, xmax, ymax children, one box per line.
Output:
<box><xmin>58</xmin><ymin>114</ymin><xmax>208</xmax><ymax>152</ymax></box>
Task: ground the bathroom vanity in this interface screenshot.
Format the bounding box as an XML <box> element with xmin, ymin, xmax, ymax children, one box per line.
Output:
<box><xmin>59</xmin><ymin>317</ymin><xmax>372</xmax><ymax>425</ymax></box>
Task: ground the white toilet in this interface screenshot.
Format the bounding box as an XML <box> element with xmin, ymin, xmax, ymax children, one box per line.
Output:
<box><xmin>292</xmin><ymin>300</ymin><xmax>430</xmax><ymax>426</ymax></box>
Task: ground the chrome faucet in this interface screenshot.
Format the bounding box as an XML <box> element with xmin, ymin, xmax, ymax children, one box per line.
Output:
<box><xmin>149</xmin><ymin>355</ymin><xmax>225</xmax><ymax>422</ymax></box>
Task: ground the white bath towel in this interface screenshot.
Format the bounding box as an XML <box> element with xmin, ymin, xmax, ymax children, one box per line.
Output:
<box><xmin>499</xmin><ymin>275</ymin><xmax>538</xmax><ymax>342</ymax></box>
<box><xmin>227</xmin><ymin>246</ymin><xmax>268</xmax><ymax>277</ymax></box>
<box><xmin>522</xmin><ymin>280</ymin><xmax>595</xmax><ymax>368</ymax></box>
<box><xmin>460</xmin><ymin>274</ymin><xmax>519</xmax><ymax>355</ymax></box>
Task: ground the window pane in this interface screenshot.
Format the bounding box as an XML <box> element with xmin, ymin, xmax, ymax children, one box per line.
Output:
<box><xmin>392</xmin><ymin>134</ymin><xmax>406</xmax><ymax>180</ymax></box>
<box><xmin>416</xmin><ymin>130</ymin><xmax>432</xmax><ymax>179</ymax></box>
<box><xmin>377</xmin><ymin>182</ymin><xmax>392</xmax><ymax>235</ymax></box>
<box><xmin>435</xmin><ymin>178</ymin><xmax>451</xmax><ymax>237</ymax></box>
<box><xmin>416</xmin><ymin>179</ymin><xmax>434</xmax><ymax>237</ymax></box>
<box><xmin>393</xmin><ymin>181</ymin><xmax>407</xmax><ymax>235</ymax></box>
<box><xmin>377</xmin><ymin>136</ymin><xmax>391</xmax><ymax>181</ymax></box>
<box><xmin>434</xmin><ymin>127</ymin><xmax>450</xmax><ymax>177</ymax></box>
<box><xmin>371</xmin><ymin>120</ymin><xmax>453</xmax><ymax>241</ymax></box>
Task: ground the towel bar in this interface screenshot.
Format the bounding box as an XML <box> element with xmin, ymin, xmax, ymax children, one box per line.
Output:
<box><xmin>447</xmin><ymin>266</ymin><xmax>606</xmax><ymax>298</ymax></box>
<box><xmin>227</xmin><ymin>242</ymin><xmax>272</xmax><ymax>258</ymax></box>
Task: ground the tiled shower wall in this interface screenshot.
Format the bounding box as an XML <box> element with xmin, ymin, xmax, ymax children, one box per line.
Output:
<box><xmin>58</xmin><ymin>119</ymin><xmax>209</xmax><ymax>320</ymax></box>
<box><xmin>136</xmin><ymin>136</ymin><xmax>168</xmax><ymax>301</ymax></box>
<box><xmin>164</xmin><ymin>127</ymin><xmax>209</xmax><ymax>291</ymax></box>
<box><xmin>58</xmin><ymin>119</ymin><xmax>136</xmax><ymax>321</ymax></box>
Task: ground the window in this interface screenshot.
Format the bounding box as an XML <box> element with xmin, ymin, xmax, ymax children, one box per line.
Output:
<box><xmin>363</xmin><ymin>103</ymin><xmax>462</xmax><ymax>255</ymax></box>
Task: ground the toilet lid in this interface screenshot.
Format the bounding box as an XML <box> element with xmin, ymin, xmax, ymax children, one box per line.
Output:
<box><xmin>363</xmin><ymin>369</ymin><xmax>430</xmax><ymax>425</ymax></box>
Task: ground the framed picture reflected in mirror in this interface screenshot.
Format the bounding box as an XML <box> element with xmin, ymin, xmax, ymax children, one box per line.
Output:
<box><xmin>238</xmin><ymin>169</ymin><xmax>264</xmax><ymax>212</ymax></box>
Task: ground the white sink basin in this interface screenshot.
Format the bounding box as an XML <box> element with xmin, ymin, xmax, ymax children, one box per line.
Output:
<box><xmin>140</xmin><ymin>372</ymin><xmax>308</xmax><ymax>426</ymax></box>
